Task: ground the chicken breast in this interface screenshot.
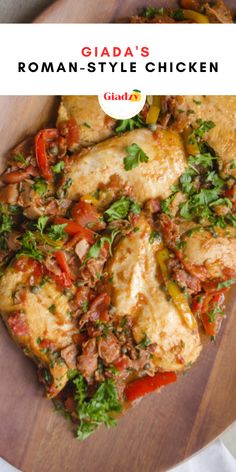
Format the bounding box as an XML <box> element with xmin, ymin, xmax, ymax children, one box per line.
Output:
<box><xmin>65</xmin><ymin>128</ymin><xmax>186</xmax><ymax>203</ymax></box>
<box><xmin>107</xmin><ymin>215</ymin><xmax>202</xmax><ymax>371</ymax></box>
<box><xmin>181</xmin><ymin>225</ymin><xmax>236</xmax><ymax>280</ymax></box>
<box><xmin>57</xmin><ymin>96</ymin><xmax>115</xmax><ymax>148</ymax></box>
<box><xmin>170</xmin><ymin>96</ymin><xmax>236</xmax><ymax>178</ymax></box>
<box><xmin>0</xmin><ymin>266</ymin><xmax>78</xmax><ymax>397</ymax></box>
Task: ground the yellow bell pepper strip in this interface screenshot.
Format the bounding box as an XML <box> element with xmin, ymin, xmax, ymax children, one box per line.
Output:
<box><xmin>146</xmin><ymin>96</ymin><xmax>161</xmax><ymax>125</ymax></box>
<box><xmin>182</xmin><ymin>10</ymin><xmax>209</xmax><ymax>23</ymax></box>
<box><xmin>80</xmin><ymin>194</ymin><xmax>100</xmax><ymax>206</ymax></box>
<box><xmin>156</xmin><ymin>249</ymin><xmax>197</xmax><ymax>330</ymax></box>
<box><xmin>183</xmin><ymin>129</ymin><xmax>200</xmax><ymax>156</ymax></box>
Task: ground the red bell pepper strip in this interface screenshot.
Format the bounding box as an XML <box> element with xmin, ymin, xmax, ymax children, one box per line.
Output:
<box><xmin>55</xmin><ymin>250</ymin><xmax>75</xmax><ymax>284</ymax></box>
<box><xmin>192</xmin><ymin>291</ymin><xmax>225</xmax><ymax>337</ymax></box>
<box><xmin>35</xmin><ymin>129</ymin><xmax>59</xmax><ymax>182</ymax></box>
<box><xmin>54</xmin><ymin>217</ymin><xmax>95</xmax><ymax>244</ymax></box>
<box><xmin>124</xmin><ymin>371</ymin><xmax>177</xmax><ymax>403</ymax></box>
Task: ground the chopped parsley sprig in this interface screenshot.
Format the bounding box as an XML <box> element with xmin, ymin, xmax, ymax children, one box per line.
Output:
<box><xmin>104</xmin><ymin>196</ymin><xmax>140</xmax><ymax>222</ymax></box>
<box><xmin>73</xmin><ymin>375</ymin><xmax>122</xmax><ymax>440</ymax></box>
<box><xmin>123</xmin><ymin>143</ymin><xmax>149</xmax><ymax>171</ymax></box>
<box><xmin>115</xmin><ymin>115</ymin><xmax>144</xmax><ymax>134</ymax></box>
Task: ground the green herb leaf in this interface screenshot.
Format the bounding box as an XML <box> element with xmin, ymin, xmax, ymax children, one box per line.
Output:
<box><xmin>13</xmin><ymin>153</ymin><xmax>28</xmax><ymax>165</ymax></box>
<box><xmin>188</xmin><ymin>153</ymin><xmax>216</xmax><ymax>169</ymax></box>
<box><xmin>47</xmin><ymin>224</ymin><xmax>67</xmax><ymax>241</ymax></box>
<box><xmin>217</xmin><ymin>279</ymin><xmax>235</xmax><ymax>290</ymax></box>
<box><xmin>53</xmin><ymin>161</ymin><xmax>65</xmax><ymax>174</ymax></box>
<box><xmin>115</xmin><ymin>115</ymin><xmax>144</xmax><ymax>134</ymax></box>
<box><xmin>17</xmin><ymin>231</ymin><xmax>43</xmax><ymax>261</ymax></box>
<box><xmin>67</xmin><ymin>368</ymin><xmax>78</xmax><ymax>380</ymax></box>
<box><xmin>123</xmin><ymin>143</ymin><xmax>149</xmax><ymax>171</ymax></box>
<box><xmin>0</xmin><ymin>214</ymin><xmax>13</xmax><ymax>234</ymax></box>
<box><xmin>33</xmin><ymin>177</ymin><xmax>48</xmax><ymax>196</ymax></box>
<box><xmin>84</xmin><ymin>229</ymin><xmax>120</xmax><ymax>263</ymax></box>
<box><xmin>104</xmin><ymin>197</ymin><xmax>131</xmax><ymax>222</ymax></box>
<box><xmin>74</xmin><ymin>376</ymin><xmax>122</xmax><ymax>441</ymax></box>
<box><xmin>36</xmin><ymin>216</ymin><xmax>49</xmax><ymax>234</ymax></box>
<box><xmin>172</xmin><ymin>8</ymin><xmax>185</xmax><ymax>20</ymax></box>
<box><xmin>149</xmin><ymin>230</ymin><xmax>162</xmax><ymax>244</ymax></box>
<box><xmin>141</xmin><ymin>6</ymin><xmax>162</xmax><ymax>19</ymax></box>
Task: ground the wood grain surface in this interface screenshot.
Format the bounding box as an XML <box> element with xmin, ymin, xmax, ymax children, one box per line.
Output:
<box><xmin>0</xmin><ymin>1</ymin><xmax>236</xmax><ymax>471</ymax></box>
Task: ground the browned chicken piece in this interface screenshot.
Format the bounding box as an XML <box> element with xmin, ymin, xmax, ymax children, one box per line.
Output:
<box><xmin>107</xmin><ymin>215</ymin><xmax>202</xmax><ymax>372</ymax></box>
<box><xmin>63</xmin><ymin>128</ymin><xmax>186</xmax><ymax>203</ymax></box>
<box><xmin>57</xmin><ymin>96</ymin><xmax>115</xmax><ymax>149</ymax></box>
<box><xmin>168</xmin><ymin>96</ymin><xmax>236</xmax><ymax>178</ymax></box>
<box><xmin>180</xmin><ymin>225</ymin><xmax>236</xmax><ymax>280</ymax></box>
<box><xmin>0</xmin><ymin>265</ymin><xmax>78</xmax><ymax>397</ymax></box>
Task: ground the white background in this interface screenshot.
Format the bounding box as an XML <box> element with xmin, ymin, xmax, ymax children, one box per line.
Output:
<box><xmin>0</xmin><ymin>24</ymin><xmax>235</xmax><ymax>95</ymax></box>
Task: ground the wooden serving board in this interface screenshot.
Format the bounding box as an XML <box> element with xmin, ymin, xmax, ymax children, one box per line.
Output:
<box><xmin>0</xmin><ymin>1</ymin><xmax>236</xmax><ymax>471</ymax></box>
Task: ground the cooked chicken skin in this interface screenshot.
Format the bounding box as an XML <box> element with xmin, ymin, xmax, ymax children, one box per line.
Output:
<box><xmin>57</xmin><ymin>96</ymin><xmax>115</xmax><ymax>148</ymax></box>
<box><xmin>182</xmin><ymin>225</ymin><xmax>236</xmax><ymax>280</ymax></box>
<box><xmin>65</xmin><ymin>128</ymin><xmax>186</xmax><ymax>203</ymax></box>
<box><xmin>170</xmin><ymin>96</ymin><xmax>236</xmax><ymax>178</ymax></box>
<box><xmin>0</xmin><ymin>267</ymin><xmax>78</xmax><ymax>397</ymax></box>
<box><xmin>107</xmin><ymin>215</ymin><xmax>202</xmax><ymax>371</ymax></box>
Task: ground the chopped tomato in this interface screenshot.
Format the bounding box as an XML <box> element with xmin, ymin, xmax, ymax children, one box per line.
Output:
<box><xmin>35</xmin><ymin>129</ymin><xmax>59</xmax><ymax>181</ymax></box>
<box><xmin>55</xmin><ymin>250</ymin><xmax>75</xmax><ymax>283</ymax></box>
<box><xmin>54</xmin><ymin>217</ymin><xmax>95</xmax><ymax>244</ymax></box>
<box><xmin>71</xmin><ymin>201</ymin><xmax>105</xmax><ymax>231</ymax></box>
<box><xmin>124</xmin><ymin>371</ymin><xmax>177</xmax><ymax>403</ymax></box>
<box><xmin>113</xmin><ymin>356</ymin><xmax>129</xmax><ymax>372</ymax></box>
<box><xmin>14</xmin><ymin>256</ymin><xmax>42</xmax><ymax>273</ymax></box>
<box><xmin>8</xmin><ymin>312</ymin><xmax>28</xmax><ymax>337</ymax></box>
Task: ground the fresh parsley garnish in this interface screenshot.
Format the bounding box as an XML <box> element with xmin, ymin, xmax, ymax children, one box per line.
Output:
<box><xmin>73</xmin><ymin>375</ymin><xmax>122</xmax><ymax>440</ymax></box>
<box><xmin>13</xmin><ymin>153</ymin><xmax>28</xmax><ymax>165</ymax></box>
<box><xmin>17</xmin><ymin>231</ymin><xmax>43</xmax><ymax>261</ymax></box>
<box><xmin>141</xmin><ymin>6</ymin><xmax>162</xmax><ymax>19</ymax></box>
<box><xmin>172</xmin><ymin>9</ymin><xmax>185</xmax><ymax>20</ymax></box>
<box><xmin>188</xmin><ymin>120</ymin><xmax>215</xmax><ymax>144</ymax></box>
<box><xmin>149</xmin><ymin>230</ymin><xmax>161</xmax><ymax>244</ymax></box>
<box><xmin>0</xmin><ymin>214</ymin><xmax>13</xmax><ymax>234</ymax></box>
<box><xmin>47</xmin><ymin>224</ymin><xmax>67</xmax><ymax>241</ymax></box>
<box><xmin>115</xmin><ymin>115</ymin><xmax>144</xmax><ymax>134</ymax></box>
<box><xmin>123</xmin><ymin>143</ymin><xmax>149</xmax><ymax>171</ymax></box>
<box><xmin>104</xmin><ymin>197</ymin><xmax>140</xmax><ymax>222</ymax></box>
<box><xmin>83</xmin><ymin>229</ymin><xmax>120</xmax><ymax>264</ymax></box>
<box><xmin>53</xmin><ymin>161</ymin><xmax>65</xmax><ymax>174</ymax></box>
<box><xmin>217</xmin><ymin>279</ymin><xmax>235</xmax><ymax>290</ymax></box>
<box><xmin>104</xmin><ymin>197</ymin><xmax>131</xmax><ymax>222</ymax></box>
<box><xmin>33</xmin><ymin>177</ymin><xmax>48</xmax><ymax>196</ymax></box>
<box><xmin>188</xmin><ymin>153</ymin><xmax>216</xmax><ymax>169</ymax></box>
<box><xmin>36</xmin><ymin>216</ymin><xmax>49</xmax><ymax>234</ymax></box>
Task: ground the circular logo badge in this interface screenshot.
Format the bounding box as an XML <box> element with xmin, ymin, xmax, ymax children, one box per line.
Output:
<box><xmin>98</xmin><ymin>90</ymin><xmax>146</xmax><ymax>119</ymax></box>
